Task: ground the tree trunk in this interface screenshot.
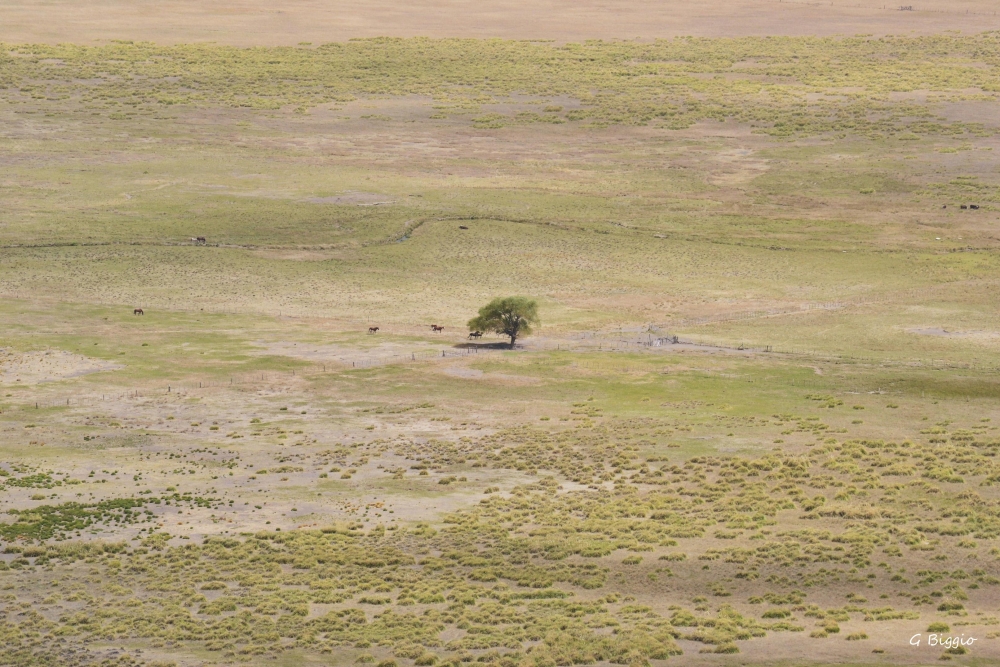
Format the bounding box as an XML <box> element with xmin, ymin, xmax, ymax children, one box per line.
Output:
<box><xmin>509</xmin><ymin>334</ymin><xmax>516</xmax><ymax>349</ymax></box>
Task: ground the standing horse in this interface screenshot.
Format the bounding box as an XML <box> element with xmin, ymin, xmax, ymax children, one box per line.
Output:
<box><xmin>468</xmin><ymin>331</ymin><xmax>482</xmax><ymax>339</ymax></box>
<box><xmin>431</xmin><ymin>325</ymin><xmax>444</xmax><ymax>333</ymax></box>
<box><xmin>368</xmin><ymin>326</ymin><xmax>379</xmax><ymax>334</ymax></box>
<box><xmin>133</xmin><ymin>308</ymin><xmax>144</xmax><ymax>316</ymax></box>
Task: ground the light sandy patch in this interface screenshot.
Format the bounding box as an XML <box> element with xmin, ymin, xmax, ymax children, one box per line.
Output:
<box><xmin>654</xmin><ymin>342</ymin><xmax>756</xmax><ymax>355</ymax></box>
<box><xmin>250</xmin><ymin>249</ymin><xmax>344</xmax><ymax>261</ymax></box>
<box><xmin>706</xmin><ymin>148</ymin><xmax>770</xmax><ymax>186</ymax></box>
<box><xmin>306</xmin><ymin>192</ymin><xmax>394</xmax><ymax>206</ymax></box>
<box><xmin>444</xmin><ymin>366</ymin><xmax>484</xmax><ymax>378</ymax></box>
<box><xmin>442</xmin><ymin>364</ymin><xmax>541</xmax><ymax>385</ymax></box>
<box><xmin>939</xmin><ymin>99</ymin><xmax>1000</xmax><ymax>129</ymax></box>
<box><xmin>258</xmin><ymin>340</ymin><xmax>444</xmax><ymax>365</ymax></box>
<box><xmin>908</xmin><ymin>327</ymin><xmax>974</xmax><ymax>337</ymax></box>
<box><xmin>0</xmin><ymin>349</ymin><xmax>122</xmax><ymax>385</ymax></box>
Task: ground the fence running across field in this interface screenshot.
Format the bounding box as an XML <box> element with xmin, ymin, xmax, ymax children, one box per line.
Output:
<box><xmin>17</xmin><ymin>333</ymin><xmax>1000</xmax><ymax>411</ymax></box>
<box><xmin>5</xmin><ymin>278</ymin><xmax>998</xmax><ymax>410</ymax></box>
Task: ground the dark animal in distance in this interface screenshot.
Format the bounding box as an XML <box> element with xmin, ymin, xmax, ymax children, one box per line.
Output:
<box><xmin>191</xmin><ymin>236</ymin><xmax>207</xmax><ymax>243</ymax></box>
<box><xmin>970</xmin><ymin>205</ymin><xmax>980</xmax><ymax>210</ymax></box>
<box><xmin>133</xmin><ymin>308</ymin><xmax>144</xmax><ymax>315</ymax></box>
<box><xmin>431</xmin><ymin>325</ymin><xmax>444</xmax><ymax>333</ymax></box>
<box><xmin>468</xmin><ymin>331</ymin><xmax>483</xmax><ymax>339</ymax></box>
<box><xmin>459</xmin><ymin>225</ymin><xmax>468</xmax><ymax>230</ymax></box>
<box><xmin>368</xmin><ymin>326</ymin><xmax>379</xmax><ymax>334</ymax></box>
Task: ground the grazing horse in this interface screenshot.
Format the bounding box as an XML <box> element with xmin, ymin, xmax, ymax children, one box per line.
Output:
<box><xmin>468</xmin><ymin>331</ymin><xmax>482</xmax><ymax>339</ymax></box>
<box><xmin>368</xmin><ymin>326</ymin><xmax>379</xmax><ymax>334</ymax></box>
<box><xmin>431</xmin><ymin>325</ymin><xmax>444</xmax><ymax>333</ymax></box>
<box><xmin>133</xmin><ymin>308</ymin><xmax>144</xmax><ymax>316</ymax></box>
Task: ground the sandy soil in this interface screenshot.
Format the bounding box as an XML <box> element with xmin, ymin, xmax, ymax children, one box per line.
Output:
<box><xmin>0</xmin><ymin>0</ymin><xmax>998</xmax><ymax>45</ymax></box>
<box><xmin>258</xmin><ymin>339</ymin><xmax>450</xmax><ymax>365</ymax></box>
<box><xmin>306</xmin><ymin>192</ymin><xmax>395</xmax><ymax>206</ymax></box>
<box><xmin>907</xmin><ymin>327</ymin><xmax>998</xmax><ymax>339</ymax></box>
<box><xmin>0</xmin><ymin>349</ymin><xmax>122</xmax><ymax>385</ymax></box>
<box><xmin>442</xmin><ymin>364</ymin><xmax>541</xmax><ymax>384</ymax></box>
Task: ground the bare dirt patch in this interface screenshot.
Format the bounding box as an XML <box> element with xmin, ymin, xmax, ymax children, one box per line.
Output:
<box><xmin>909</xmin><ymin>326</ymin><xmax>965</xmax><ymax>337</ymax></box>
<box><xmin>442</xmin><ymin>364</ymin><xmax>541</xmax><ymax>385</ymax></box>
<box><xmin>258</xmin><ymin>340</ymin><xmax>443</xmax><ymax>365</ymax></box>
<box><xmin>0</xmin><ymin>349</ymin><xmax>122</xmax><ymax>385</ymax></box>
<box><xmin>306</xmin><ymin>192</ymin><xmax>394</xmax><ymax>206</ymax></box>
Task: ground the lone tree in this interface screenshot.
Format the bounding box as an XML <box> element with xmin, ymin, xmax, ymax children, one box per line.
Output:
<box><xmin>468</xmin><ymin>296</ymin><xmax>539</xmax><ymax>349</ymax></box>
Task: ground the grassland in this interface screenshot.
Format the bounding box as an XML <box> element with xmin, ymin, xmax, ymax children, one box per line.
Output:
<box><xmin>2</xmin><ymin>30</ymin><xmax>1000</xmax><ymax>667</ymax></box>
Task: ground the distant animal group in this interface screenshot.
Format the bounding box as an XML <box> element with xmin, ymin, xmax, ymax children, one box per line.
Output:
<box><xmin>943</xmin><ymin>205</ymin><xmax>980</xmax><ymax>210</ymax></box>
<box><xmin>190</xmin><ymin>236</ymin><xmax>207</xmax><ymax>243</ymax></box>
<box><xmin>429</xmin><ymin>325</ymin><xmax>484</xmax><ymax>338</ymax></box>
<box><xmin>365</xmin><ymin>325</ymin><xmax>483</xmax><ymax>338</ymax></box>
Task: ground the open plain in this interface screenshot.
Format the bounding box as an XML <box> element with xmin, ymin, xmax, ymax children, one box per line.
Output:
<box><xmin>2</xmin><ymin>2</ymin><xmax>1000</xmax><ymax>667</ymax></box>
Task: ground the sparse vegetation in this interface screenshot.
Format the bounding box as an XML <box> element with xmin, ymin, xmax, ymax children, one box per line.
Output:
<box><xmin>1</xmin><ymin>9</ymin><xmax>1000</xmax><ymax>667</ymax></box>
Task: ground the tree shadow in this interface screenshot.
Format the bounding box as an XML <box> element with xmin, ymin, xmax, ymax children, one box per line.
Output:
<box><xmin>453</xmin><ymin>342</ymin><xmax>516</xmax><ymax>350</ymax></box>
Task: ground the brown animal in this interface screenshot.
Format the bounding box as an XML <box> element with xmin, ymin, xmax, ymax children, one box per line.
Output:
<box><xmin>133</xmin><ymin>308</ymin><xmax>144</xmax><ymax>315</ymax></box>
<box><xmin>459</xmin><ymin>225</ymin><xmax>469</xmax><ymax>230</ymax></box>
<box><xmin>368</xmin><ymin>326</ymin><xmax>379</xmax><ymax>334</ymax></box>
<box><xmin>468</xmin><ymin>331</ymin><xmax>482</xmax><ymax>339</ymax></box>
<box><xmin>431</xmin><ymin>325</ymin><xmax>444</xmax><ymax>333</ymax></box>
<box><xmin>196</xmin><ymin>236</ymin><xmax>207</xmax><ymax>243</ymax></box>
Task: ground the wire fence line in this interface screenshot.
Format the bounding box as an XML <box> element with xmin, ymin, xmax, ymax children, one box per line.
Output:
<box><xmin>4</xmin><ymin>279</ymin><xmax>997</xmax><ymax>412</ymax></box>
<box><xmin>12</xmin><ymin>334</ymin><xmax>999</xmax><ymax>412</ymax></box>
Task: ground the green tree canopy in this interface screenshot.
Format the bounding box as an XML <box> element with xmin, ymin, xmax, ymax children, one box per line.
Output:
<box><xmin>467</xmin><ymin>297</ymin><xmax>539</xmax><ymax>349</ymax></box>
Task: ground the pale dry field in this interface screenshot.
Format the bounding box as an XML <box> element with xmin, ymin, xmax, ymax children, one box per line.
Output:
<box><xmin>0</xmin><ymin>0</ymin><xmax>999</xmax><ymax>45</ymax></box>
<box><xmin>2</xmin><ymin>3</ymin><xmax>1000</xmax><ymax>667</ymax></box>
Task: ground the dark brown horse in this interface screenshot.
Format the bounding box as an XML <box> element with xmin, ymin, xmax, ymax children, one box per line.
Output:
<box><xmin>431</xmin><ymin>325</ymin><xmax>444</xmax><ymax>333</ymax></box>
<box><xmin>468</xmin><ymin>331</ymin><xmax>482</xmax><ymax>339</ymax></box>
<box><xmin>368</xmin><ymin>326</ymin><xmax>379</xmax><ymax>334</ymax></box>
<box><xmin>133</xmin><ymin>308</ymin><xmax>144</xmax><ymax>316</ymax></box>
